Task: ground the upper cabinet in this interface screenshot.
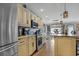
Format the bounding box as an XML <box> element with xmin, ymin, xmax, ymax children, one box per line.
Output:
<box><xmin>37</xmin><ymin>17</ymin><xmax>44</xmax><ymax>28</ymax></box>
<box><xmin>31</xmin><ymin>13</ymin><xmax>36</xmax><ymax>22</ymax></box>
<box><xmin>17</xmin><ymin>4</ymin><xmax>44</xmax><ymax>27</ymax></box>
<box><xmin>26</xmin><ymin>9</ymin><xmax>31</xmax><ymax>27</ymax></box>
<box><xmin>22</xmin><ymin>7</ymin><xmax>27</xmax><ymax>26</ymax></box>
<box><xmin>17</xmin><ymin>4</ymin><xmax>31</xmax><ymax>27</ymax></box>
<box><xmin>17</xmin><ymin>4</ymin><xmax>23</xmax><ymax>26</ymax></box>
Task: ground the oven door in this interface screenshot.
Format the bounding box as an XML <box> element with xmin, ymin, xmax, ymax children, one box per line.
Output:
<box><xmin>36</xmin><ymin>36</ymin><xmax>43</xmax><ymax>50</ymax></box>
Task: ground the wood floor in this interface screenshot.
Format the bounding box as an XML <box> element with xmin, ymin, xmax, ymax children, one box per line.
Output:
<box><xmin>45</xmin><ymin>36</ymin><xmax>54</xmax><ymax>56</ymax></box>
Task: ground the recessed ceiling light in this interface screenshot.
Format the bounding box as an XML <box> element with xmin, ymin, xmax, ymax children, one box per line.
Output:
<box><xmin>40</xmin><ymin>9</ymin><xmax>44</xmax><ymax>12</ymax></box>
<box><xmin>52</xmin><ymin>19</ymin><xmax>59</xmax><ymax>21</ymax></box>
<box><xmin>45</xmin><ymin>16</ymin><xmax>48</xmax><ymax>18</ymax></box>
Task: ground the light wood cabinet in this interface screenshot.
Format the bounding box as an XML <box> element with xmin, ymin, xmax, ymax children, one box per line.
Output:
<box><xmin>37</xmin><ymin>17</ymin><xmax>40</xmax><ymax>27</ymax></box>
<box><xmin>18</xmin><ymin>37</ymin><xmax>29</xmax><ymax>56</ymax></box>
<box><xmin>28</xmin><ymin>36</ymin><xmax>36</xmax><ymax>55</ymax></box>
<box><xmin>17</xmin><ymin>4</ymin><xmax>31</xmax><ymax>27</ymax></box>
<box><xmin>26</xmin><ymin>9</ymin><xmax>31</xmax><ymax>27</ymax></box>
<box><xmin>31</xmin><ymin>13</ymin><xmax>37</xmax><ymax>22</ymax></box>
<box><xmin>18</xmin><ymin>36</ymin><xmax>36</xmax><ymax>56</ymax></box>
<box><xmin>40</xmin><ymin>20</ymin><xmax>44</xmax><ymax>27</ymax></box>
<box><xmin>54</xmin><ymin>36</ymin><xmax>76</xmax><ymax>56</ymax></box>
<box><xmin>37</xmin><ymin>17</ymin><xmax>44</xmax><ymax>28</ymax></box>
<box><xmin>31</xmin><ymin>13</ymin><xmax>35</xmax><ymax>21</ymax></box>
<box><xmin>22</xmin><ymin>7</ymin><xmax>27</xmax><ymax>26</ymax></box>
<box><xmin>17</xmin><ymin>4</ymin><xmax>44</xmax><ymax>27</ymax></box>
<box><xmin>34</xmin><ymin>16</ymin><xmax>38</xmax><ymax>23</ymax></box>
<box><xmin>17</xmin><ymin>4</ymin><xmax>23</xmax><ymax>26</ymax></box>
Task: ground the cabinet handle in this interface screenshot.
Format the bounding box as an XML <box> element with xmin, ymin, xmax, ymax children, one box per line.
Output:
<box><xmin>20</xmin><ymin>41</ymin><xmax>24</xmax><ymax>43</ymax></box>
<box><xmin>32</xmin><ymin>42</ymin><xmax>34</xmax><ymax>47</ymax></box>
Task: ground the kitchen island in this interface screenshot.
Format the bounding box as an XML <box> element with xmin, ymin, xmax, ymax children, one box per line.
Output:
<box><xmin>53</xmin><ymin>35</ymin><xmax>76</xmax><ymax>56</ymax></box>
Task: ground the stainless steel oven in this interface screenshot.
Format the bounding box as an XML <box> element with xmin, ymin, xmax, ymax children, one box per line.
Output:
<box><xmin>36</xmin><ymin>35</ymin><xmax>44</xmax><ymax>51</ymax></box>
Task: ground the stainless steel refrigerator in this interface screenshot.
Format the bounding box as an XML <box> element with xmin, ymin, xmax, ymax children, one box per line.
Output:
<box><xmin>0</xmin><ymin>4</ymin><xmax>18</xmax><ymax>56</ymax></box>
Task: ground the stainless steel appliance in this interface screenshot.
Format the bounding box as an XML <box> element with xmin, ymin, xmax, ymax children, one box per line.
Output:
<box><xmin>36</xmin><ymin>35</ymin><xmax>43</xmax><ymax>51</ymax></box>
<box><xmin>31</xmin><ymin>20</ymin><xmax>38</xmax><ymax>28</ymax></box>
<box><xmin>0</xmin><ymin>4</ymin><xmax>18</xmax><ymax>56</ymax></box>
<box><xmin>18</xmin><ymin>26</ymin><xmax>24</xmax><ymax>36</ymax></box>
<box><xmin>35</xmin><ymin>29</ymin><xmax>44</xmax><ymax>51</ymax></box>
<box><xmin>67</xmin><ymin>24</ymin><xmax>76</xmax><ymax>36</ymax></box>
<box><xmin>50</xmin><ymin>28</ymin><xmax>63</xmax><ymax>35</ymax></box>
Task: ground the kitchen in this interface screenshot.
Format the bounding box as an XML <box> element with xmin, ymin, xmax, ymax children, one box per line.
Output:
<box><xmin>0</xmin><ymin>3</ymin><xmax>79</xmax><ymax>56</ymax></box>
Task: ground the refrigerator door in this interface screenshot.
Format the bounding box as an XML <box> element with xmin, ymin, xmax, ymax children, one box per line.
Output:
<box><xmin>67</xmin><ymin>24</ymin><xmax>75</xmax><ymax>36</ymax></box>
<box><xmin>0</xmin><ymin>42</ymin><xmax>18</xmax><ymax>56</ymax></box>
<box><xmin>0</xmin><ymin>4</ymin><xmax>18</xmax><ymax>46</ymax></box>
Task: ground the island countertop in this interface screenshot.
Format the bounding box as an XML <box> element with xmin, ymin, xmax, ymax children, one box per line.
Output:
<box><xmin>50</xmin><ymin>34</ymin><xmax>77</xmax><ymax>37</ymax></box>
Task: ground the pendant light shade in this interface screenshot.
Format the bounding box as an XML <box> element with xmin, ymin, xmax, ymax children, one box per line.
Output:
<box><xmin>63</xmin><ymin>3</ymin><xmax>68</xmax><ymax>18</ymax></box>
<box><xmin>63</xmin><ymin>10</ymin><xmax>68</xmax><ymax>18</ymax></box>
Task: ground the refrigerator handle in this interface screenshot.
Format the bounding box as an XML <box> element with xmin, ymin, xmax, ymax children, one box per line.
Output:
<box><xmin>0</xmin><ymin>42</ymin><xmax>18</xmax><ymax>53</ymax></box>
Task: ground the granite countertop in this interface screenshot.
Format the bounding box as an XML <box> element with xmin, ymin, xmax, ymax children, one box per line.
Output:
<box><xmin>50</xmin><ymin>34</ymin><xmax>77</xmax><ymax>37</ymax></box>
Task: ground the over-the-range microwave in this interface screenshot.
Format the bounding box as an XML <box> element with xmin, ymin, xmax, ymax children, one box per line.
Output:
<box><xmin>31</xmin><ymin>20</ymin><xmax>38</xmax><ymax>28</ymax></box>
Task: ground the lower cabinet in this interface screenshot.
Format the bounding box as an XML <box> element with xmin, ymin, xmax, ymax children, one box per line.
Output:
<box><xmin>18</xmin><ymin>36</ymin><xmax>36</xmax><ymax>56</ymax></box>
<box><xmin>54</xmin><ymin>36</ymin><xmax>76</xmax><ymax>56</ymax></box>
<box><xmin>28</xmin><ymin>36</ymin><xmax>36</xmax><ymax>55</ymax></box>
<box><xmin>18</xmin><ymin>37</ymin><xmax>29</xmax><ymax>56</ymax></box>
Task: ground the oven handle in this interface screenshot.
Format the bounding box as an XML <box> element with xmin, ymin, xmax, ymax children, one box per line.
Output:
<box><xmin>0</xmin><ymin>42</ymin><xmax>18</xmax><ymax>53</ymax></box>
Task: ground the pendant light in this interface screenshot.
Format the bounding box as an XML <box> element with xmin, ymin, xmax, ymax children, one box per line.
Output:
<box><xmin>63</xmin><ymin>3</ymin><xmax>68</xmax><ymax>18</ymax></box>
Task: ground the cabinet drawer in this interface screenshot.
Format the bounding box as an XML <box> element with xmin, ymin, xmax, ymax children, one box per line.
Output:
<box><xmin>18</xmin><ymin>38</ymin><xmax>28</xmax><ymax>45</ymax></box>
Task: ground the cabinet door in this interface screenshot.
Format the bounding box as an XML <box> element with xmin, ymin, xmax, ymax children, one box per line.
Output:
<box><xmin>18</xmin><ymin>43</ymin><xmax>27</xmax><ymax>56</ymax></box>
<box><xmin>18</xmin><ymin>38</ymin><xmax>29</xmax><ymax>56</ymax></box>
<box><xmin>54</xmin><ymin>37</ymin><xmax>76</xmax><ymax>56</ymax></box>
<box><xmin>37</xmin><ymin>17</ymin><xmax>41</xmax><ymax>27</ymax></box>
<box><xmin>22</xmin><ymin>8</ymin><xmax>27</xmax><ymax>26</ymax></box>
<box><xmin>31</xmin><ymin>13</ymin><xmax>35</xmax><ymax>20</ymax></box>
<box><xmin>28</xmin><ymin>36</ymin><xmax>36</xmax><ymax>55</ymax></box>
<box><xmin>32</xmin><ymin>36</ymin><xmax>36</xmax><ymax>52</ymax></box>
<box><xmin>26</xmin><ymin>9</ymin><xmax>31</xmax><ymax>27</ymax></box>
<box><xmin>17</xmin><ymin>4</ymin><xmax>23</xmax><ymax>26</ymax></box>
<box><xmin>34</xmin><ymin>16</ymin><xmax>37</xmax><ymax>23</ymax></box>
<box><xmin>39</xmin><ymin>20</ymin><xmax>44</xmax><ymax>27</ymax></box>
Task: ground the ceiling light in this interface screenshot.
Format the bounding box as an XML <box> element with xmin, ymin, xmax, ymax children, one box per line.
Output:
<box><xmin>53</xmin><ymin>20</ymin><xmax>59</xmax><ymax>21</ymax></box>
<box><xmin>40</xmin><ymin>9</ymin><xmax>44</xmax><ymax>12</ymax></box>
<box><xmin>45</xmin><ymin>16</ymin><xmax>48</xmax><ymax>18</ymax></box>
<box><xmin>63</xmin><ymin>3</ymin><xmax>68</xmax><ymax>18</ymax></box>
<box><xmin>63</xmin><ymin>10</ymin><xmax>68</xmax><ymax>18</ymax></box>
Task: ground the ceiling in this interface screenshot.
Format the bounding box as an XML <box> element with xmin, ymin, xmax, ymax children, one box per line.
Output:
<box><xmin>26</xmin><ymin>3</ymin><xmax>79</xmax><ymax>24</ymax></box>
